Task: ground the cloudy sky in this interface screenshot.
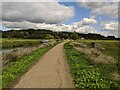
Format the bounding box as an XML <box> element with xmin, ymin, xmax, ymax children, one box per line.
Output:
<box><xmin>1</xmin><ymin>0</ymin><xmax>119</xmax><ymax>37</ymax></box>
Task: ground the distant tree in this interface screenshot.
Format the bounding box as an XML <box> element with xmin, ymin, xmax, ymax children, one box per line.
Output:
<box><xmin>107</xmin><ymin>36</ymin><xmax>115</xmax><ymax>40</ymax></box>
<box><xmin>2</xmin><ymin>29</ymin><xmax>117</xmax><ymax>40</ymax></box>
<box><xmin>45</xmin><ymin>34</ymin><xmax>54</xmax><ymax>39</ymax></box>
<box><xmin>70</xmin><ymin>32</ymin><xmax>79</xmax><ymax>40</ymax></box>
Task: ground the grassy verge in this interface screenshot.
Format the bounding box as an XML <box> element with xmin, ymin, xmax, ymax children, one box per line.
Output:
<box><xmin>77</xmin><ymin>40</ymin><xmax>119</xmax><ymax>60</ymax></box>
<box><xmin>64</xmin><ymin>42</ymin><xmax>119</xmax><ymax>89</ymax></box>
<box><xmin>100</xmin><ymin>41</ymin><xmax>120</xmax><ymax>74</ymax></box>
<box><xmin>77</xmin><ymin>40</ymin><xmax>120</xmax><ymax>75</ymax></box>
<box><xmin>2</xmin><ymin>43</ymin><xmax>57</xmax><ymax>88</ymax></box>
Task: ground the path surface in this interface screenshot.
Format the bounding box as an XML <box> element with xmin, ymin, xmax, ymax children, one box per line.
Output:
<box><xmin>14</xmin><ymin>42</ymin><xmax>74</xmax><ymax>88</ymax></box>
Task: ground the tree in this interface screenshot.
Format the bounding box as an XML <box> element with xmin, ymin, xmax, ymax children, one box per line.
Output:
<box><xmin>45</xmin><ymin>34</ymin><xmax>54</xmax><ymax>39</ymax></box>
<box><xmin>70</xmin><ymin>32</ymin><xmax>79</xmax><ymax>40</ymax></box>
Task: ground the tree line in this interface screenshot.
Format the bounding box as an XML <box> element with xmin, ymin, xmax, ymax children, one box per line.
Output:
<box><xmin>1</xmin><ymin>29</ymin><xmax>119</xmax><ymax>40</ymax></box>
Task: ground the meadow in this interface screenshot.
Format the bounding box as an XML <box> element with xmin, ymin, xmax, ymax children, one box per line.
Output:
<box><xmin>64</xmin><ymin>40</ymin><xmax>120</xmax><ymax>89</ymax></box>
<box><xmin>77</xmin><ymin>40</ymin><xmax>120</xmax><ymax>75</ymax></box>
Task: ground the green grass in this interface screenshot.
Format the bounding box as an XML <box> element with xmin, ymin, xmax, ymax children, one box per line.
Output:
<box><xmin>77</xmin><ymin>39</ymin><xmax>120</xmax><ymax>75</ymax></box>
<box><xmin>2</xmin><ymin>38</ymin><xmax>41</xmax><ymax>49</ymax></box>
<box><xmin>2</xmin><ymin>43</ymin><xmax>57</xmax><ymax>88</ymax></box>
<box><xmin>100</xmin><ymin>41</ymin><xmax>120</xmax><ymax>75</ymax></box>
<box><xmin>64</xmin><ymin>42</ymin><xmax>119</xmax><ymax>89</ymax></box>
<box><xmin>100</xmin><ymin>41</ymin><xmax>119</xmax><ymax>60</ymax></box>
<box><xmin>77</xmin><ymin>40</ymin><xmax>119</xmax><ymax>60</ymax></box>
<box><xmin>77</xmin><ymin>39</ymin><xmax>119</xmax><ymax>43</ymax></box>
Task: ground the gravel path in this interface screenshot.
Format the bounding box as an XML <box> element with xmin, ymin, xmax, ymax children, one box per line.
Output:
<box><xmin>14</xmin><ymin>42</ymin><xmax>74</xmax><ymax>88</ymax></box>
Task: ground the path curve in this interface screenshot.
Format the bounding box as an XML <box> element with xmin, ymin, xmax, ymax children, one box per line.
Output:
<box><xmin>14</xmin><ymin>42</ymin><xmax>74</xmax><ymax>88</ymax></box>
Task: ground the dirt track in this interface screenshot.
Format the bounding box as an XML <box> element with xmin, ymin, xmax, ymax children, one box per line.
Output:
<box><xmin>14</xmin><ymin>42</ymin><xmax>74</xmax><ymax>88</ymax></box>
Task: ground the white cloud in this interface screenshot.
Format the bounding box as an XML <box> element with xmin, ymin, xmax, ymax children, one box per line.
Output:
<box><xmin>76</xmin><ymin>25</ymin><xmax>97</xmax><ymax>34</ymax></box>
<box><xmin>2</xmin><ymin>0</ymin><xmax>56</xmax><ymax>2</ymax></box>
<box><xmin>101</xmin><ymin>21</ymin><xmax>118</xmax><ymax>30</ymax></box>
<box><xmin>2</xmin><ymin>0</ymin><xmax>120</xmax><ymax>2</ymax></box>
<box><xmin>82</xmin><ymin>18</ymin><xmax>97</xmax><ymax>25</ymax></box>
<box><xmin>2</xmin><ymin>2</ymin><xmax>74</xmax><ymax>24</ymax></box>
<box><xmin>92</xmin><ymin>3</ymin><xmax>118</xmax><ymax>18</ymax></box>
<box><xmin>0</xmin><ymin>2</ymin><xmax>2</xmax><ymax>22</ymax></box>
<box><xmin>3</xmin><ymin>21</ymin><xmax>72</xmax><ymax>32</ymax></box>
<box><xmin>3</xmin><ymin>18</ymin><xmax>118</xmax><ymax>37</ymax></box>
<box><xmin>78</xmin><ymin>0</ymin><xmax>108</xmax><ymax>9</ymax></box>
<box><xmin>98</xmin><ymin>21</ymin><xmax>119</xmax><ymax>37</ymax></box>
<box><xmin>72</xmin><ymin>18</ymin><xmax>97</xmax><ymax>28</ymax></box>
<box><xmin>3</xmin><ymin>21</ymin><xmax>42</xmax><ymax>29</ymax></box>
<box><xmin>78</xmin><ymin>1</ymin><xmax>118</xmax><ymax>18</ymax></box>
<box><xmin>3</xmin><ymin>17</ymin><xmax>97</xmax><ymax>30</ymax></box>
<box><xmin>98</xmin><ymin>30</ymin><xmax>118</xmax><ymax>38</ymax></box>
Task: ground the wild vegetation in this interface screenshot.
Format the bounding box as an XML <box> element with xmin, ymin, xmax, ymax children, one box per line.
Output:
<box><xmin>2</xmin><ymin>42</ymin><xmax>58</xmax><ymax>88</ymax></box>
<box><xmin>77</xmin><ymin>40</ymin><xmax>120</xmax><ymax>75</ymax></box>
<box><xmin>1</xmin><ymin>36</ymin><xmax>59</xmax><ymax>89</ymax></box>
<box><xmin>64</xmin><ymin>41</ymin><xmax>120</xmax><ymax>89</ymax></box>
<box><xmin>2</xmin><ymin>44</ymin><xmax>47</xmax><ymax>67</ymax></box>
<box><xmin>1</xmin><ymin>29</ymin><xmax>119</xmax><ymax>89</ymax></box>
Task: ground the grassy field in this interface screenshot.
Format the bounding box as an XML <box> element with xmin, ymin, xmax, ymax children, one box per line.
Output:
<box><xmin>64</xmin><ymin>40</ymin><xmax>120</xmax><ymax>89</ymax></box>
<box><xmin>2</xmin><ymin>38</ymin><xmax>41</xmax><ymax>49</ymax></box>
<box><xmin>2</xmin><ymin>42</ymin><xmax>58</xmax><ymax>88</ymax></box>
<box><xmin>77</xmin><ymin>40</ymin><xmax>120</xmax><ymax>75</ymax></box>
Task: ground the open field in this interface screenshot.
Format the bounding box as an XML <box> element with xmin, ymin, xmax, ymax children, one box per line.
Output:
<box><xmin>64</xmin><ymin>40</ymin><xmax>120</xmax><ymax>89</ymax></box>
<box><xmin>77</xmin><ymin>40</ymin><xmax>120</xmax><ymax>74</ymax></box>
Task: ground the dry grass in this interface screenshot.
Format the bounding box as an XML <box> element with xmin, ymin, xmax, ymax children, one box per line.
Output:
<box><xmin>112</xmin><ymin>72</ymin><xmax>120</xmax><ymax>80</ymax></box>
<box><xmin>71</xmin><ymin>41</ymin><xmax>115</xmax><ymax>64</ymax></box>
<box><xmin>3</xmin><ymin>46</ymin><xmax>41</xmax><ymax>66</ymax></box>
<box><xmin>2</xmin><ymin>40</ymin><xmax>57</xmax><ymax>67</ymax></box>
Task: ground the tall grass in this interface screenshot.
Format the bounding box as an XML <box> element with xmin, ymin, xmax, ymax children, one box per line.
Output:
<box><xmin>100</xmin><ymin>41</ymin><xmax>120</xmax><ymax>75</ymax></box>
<box><xmin>78</xmin><ymin>40</ymin><xmax>120</xmax><ymax>75</ymax></box>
